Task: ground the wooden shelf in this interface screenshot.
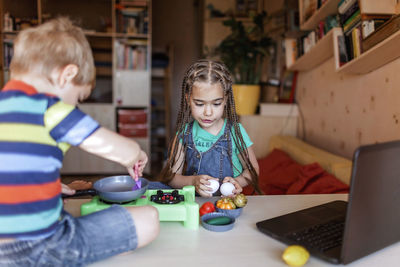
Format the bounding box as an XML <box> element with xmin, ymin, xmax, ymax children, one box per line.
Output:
<box><xmin>114</xmin><ymin>32</ymin><xmax>149</xmax><ymax>39</ymax></box>
<box><xmin>3</xmin><ymin>30</ymin><xmax>149</xmax><ymax>39</ymax></box>
<box><xmin>359</xmin><ymin>0</ymin><xmax>396</xmax><ymax>14</ymax></box>
<box><xmin>83</xmin><ymin>31</ymin><xmax>113</xmax><ymax>37</ymax></box>
<box><xmin>336</xmin><ymin>30</ymin><xmax>400</xmax><ymax>74</ymax></box>
<box><xmin>205</xmin><ymin>17</ymin><xmax>252</xmax><ymax>22</ymax></box>
<box><xmin>96</xmin><ymin>66</ymin><xmax>112</xmax><ymax>76</ymax></box>
<box><xmin>300</xmin><ymin>0</ymin><xmax>341</xmax><ymax>30</ymax></box>
<box><xmin>300</xmin><ymin>0</ymin><xmax>396</xmax><ymax>31</ymax></box>
<box><xmin>85</xmin><ymin>31</ymin><xmax>149</xmax><ymax>39</ymax></box>
<box><xmin>288</xmin><ymin>27</ymin><xmax>341</xmax><ymax>71</ymax></box>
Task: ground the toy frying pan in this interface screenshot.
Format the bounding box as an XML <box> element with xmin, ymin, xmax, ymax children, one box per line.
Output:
<box><xmin>62</xmin><ymin>175</ymin><xmax>148</xmax><ymax>203</ymax></box>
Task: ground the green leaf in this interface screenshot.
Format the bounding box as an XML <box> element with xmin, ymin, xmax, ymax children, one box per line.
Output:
<box><xmin>211</xmin><ymin>12</ymin><xmax>274</xmax><ymax>84</ymax></box>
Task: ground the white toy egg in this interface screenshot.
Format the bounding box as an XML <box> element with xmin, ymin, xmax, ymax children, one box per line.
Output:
<box><xmin>220</xmin><ymin>182</ymin><xmax>235</xmax><ymax>196</ymax></box>
<box><xmin>208</xmin><ymin>179</ymin><xmax>220</xmax><ymax>194</ymax></box>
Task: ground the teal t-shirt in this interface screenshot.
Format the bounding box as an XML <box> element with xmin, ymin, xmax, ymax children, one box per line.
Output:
<box><xmin>189</xmin><ymin>119</ymin><xmax>253</xmax><ymax>177</ymax></box>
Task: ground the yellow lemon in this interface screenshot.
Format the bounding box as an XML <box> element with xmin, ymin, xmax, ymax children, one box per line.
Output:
<box><xmin>282</xmin><ymin>245</ymin><xmax>310</xmax><ymax>267</ymax></box>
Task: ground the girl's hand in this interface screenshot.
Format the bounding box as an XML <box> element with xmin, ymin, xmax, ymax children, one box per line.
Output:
<box><xmin>66</xmin><ymin>180</ymin><xmax>92</xmax><ymax>190</ymax></box>
<box><xmin>194</xmin><ymin>175</ymin><xmax>218</xmax><ymax>197</ymax></box>
<box><xmin>222</xmin><ymin>177</ymin><xmax>242</xmax><ymax>196</ymax></box>
<box><xmin>61</xmin><ymin>183</ymin><xmax>75</xmax><ymax>195</ymax></box>
<box><xmin>61</xmin><ymin>183</ymin><xmax>75</xmax><ymax>204</ymax></box>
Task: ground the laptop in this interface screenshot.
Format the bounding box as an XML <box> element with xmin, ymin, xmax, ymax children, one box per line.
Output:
<box><xmin>256</xmin><ymin>140</ymin><xmax>400</xmax><ymax>264</ymax></box>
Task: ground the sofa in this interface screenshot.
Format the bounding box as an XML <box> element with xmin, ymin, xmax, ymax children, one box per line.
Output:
<box><xmin>243</xmin><ymin>135</ymin><xmax>352</xmax><ymax>195</ymax></box>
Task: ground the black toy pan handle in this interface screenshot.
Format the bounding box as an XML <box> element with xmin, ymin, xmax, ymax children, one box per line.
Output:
<box><xmin>62</xmin><ymin>189</ymin><xmax>97</xmax><ymax>199</ymax></box>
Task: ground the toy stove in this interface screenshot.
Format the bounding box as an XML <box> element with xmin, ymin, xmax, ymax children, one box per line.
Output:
<box><xmin>81</xmin><ymin>185</ymin><xmax>199</xmax><ymax>229</ymax></box>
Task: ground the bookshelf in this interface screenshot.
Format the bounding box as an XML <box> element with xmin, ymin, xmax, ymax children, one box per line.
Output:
<box><xmin>299</xmin><ymin>0</ymin><xmax>341</xmax><ymax>30</ymax></box>
<box><xmin>288</xmin><ymin>27</ymin><xmax>341</xmax><ymax>71</ymax></box>
<box><xmin>290</xmin><ymin>0</ymin><xmax>400</xmax><ymax>75</ymax></box>
<box><xmin>0</xmin><ymin>0</ymin><xmax>152</xmax><ymax>174</ymax></box>
<box><xmin>336</xmin><ymin>29</ymin><xmax>400</xmax><ymax>74</ymax></box>
<box><xmin>333</xmin><ymin>0</ymin><xmax>399</xmax><ymax>73</ymax></box>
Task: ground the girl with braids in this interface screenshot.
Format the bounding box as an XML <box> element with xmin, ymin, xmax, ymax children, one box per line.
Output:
<box><xmin>152</xmin><ymin>59</ymin><xmax>260</xmax><ymax>197</ymax></box>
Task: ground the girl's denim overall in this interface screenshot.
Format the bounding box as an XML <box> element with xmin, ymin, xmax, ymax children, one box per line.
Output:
<box><xmin>183</xmin><ymin>121</ymin><xmax>233</xmax><ymax>195</ymax></box>
<box><xmin>148</xmin><ymin>121</ymin><xmax>234</xmax><ymax>194</ymax></box>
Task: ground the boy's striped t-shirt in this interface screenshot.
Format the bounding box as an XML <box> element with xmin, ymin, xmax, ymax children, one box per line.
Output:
<box><xmin>0</xmin><ymin>80</ymin><xmax>100</xmax><ymax>238</ymax></box>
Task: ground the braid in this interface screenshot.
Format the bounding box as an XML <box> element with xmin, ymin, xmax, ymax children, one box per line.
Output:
<box><xmin>158</xmin><ymin>59</ymin><xmax>261</xmax><ymax>194</ymax></box>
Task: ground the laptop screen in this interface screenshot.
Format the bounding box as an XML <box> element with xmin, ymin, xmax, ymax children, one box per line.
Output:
<box><xmin>341</xmin><ymin>140</ymin><xmax>400</xmax><ymax>263</ymax></box>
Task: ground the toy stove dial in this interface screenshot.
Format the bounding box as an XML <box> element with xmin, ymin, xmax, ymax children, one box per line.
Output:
<box><xmin>150</xmin><ymin>190</ymin><xmax>184</xmax><ymax>204</ymax></box>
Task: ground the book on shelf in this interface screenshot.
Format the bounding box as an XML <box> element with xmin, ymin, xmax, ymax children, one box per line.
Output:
<box><xmin>343</xmin><ymin>10</ymin><xmax>361</xmax><ymax>33</ymax></box>
<box><xmin>303</xmin><ymin>31</ymin><xmax>316</xmax><ymax>54</ymax></box>
<box><xmin>361</xmin><ymin>16</ymin><xmax>391</xmax><ymax>39</ymax></box>
<box><xmin>3</xmin><ymin>39</ymin><xmax>14</xmax><ymax>69</ymax></box>
<box><xmin>337</xmin><ymin>34</ymin><xmax>349</xmax><ymax>66</ymax></box>
<box><xmin>342</xmin><ymin>19</ymin><xmax>362</xmax><ymax>61</ymax></box>
<box><xmin>362</xmin><ymin>14</ymin><xmax>400</xmax><ymax>52</ymax></box>
<box><xmin>351</xmin><ymin>26</ymin><xmax>362</xmax><ymax>58</ymax></box>
<box><xmin>324</xmin><ymin>15</ymin><xmax>340</xmax><ymax>33</ymax></box>
<box><xmin>284</xmin><ymin>38</ymin><xmax>297</xmax><ymax>67</ymax></box>
<box><xmin>115</xmin><ymin>40</ymin><xmax>148</xmax><ymax>70</ymax></box>
<box><xmin>339</xmin><ymin>0</ymin><xmax>359</xmax><ymax>25</ymax></box>
<box><xmin>318</xmin><ymin>20</ymin><xmax>325</xmax><ymax>39</ymax></box>
<box><xmin>338</xmin><ymin>0</ymin><xmax>357</xmax><ymax>14</ymax></box>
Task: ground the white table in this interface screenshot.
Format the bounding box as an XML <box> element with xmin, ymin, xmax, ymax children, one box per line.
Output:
<box><xmin>64</xmin><ymin>194</ymin><xmax>400</xmax><ymax>266</ymax></box>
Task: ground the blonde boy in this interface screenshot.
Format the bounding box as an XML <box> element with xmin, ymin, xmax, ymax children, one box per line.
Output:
<box><xmin>0</xmin><ymin>17</ymin><xmax>159</xmax><ymax>266</ymax></box>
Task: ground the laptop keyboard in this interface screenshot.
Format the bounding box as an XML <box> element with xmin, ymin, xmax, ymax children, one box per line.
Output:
<box><xmin>285</xmin><ymin>219</ymin><xmax>345</xmax><ymax>251</ymax></box>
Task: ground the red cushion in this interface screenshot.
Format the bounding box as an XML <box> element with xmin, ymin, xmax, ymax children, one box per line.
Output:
<box><xmin>286</xmin><ymin>163</ymin><xmax>349</xmax><ymax>194</ymax></box>
<box><xmin>242</xmin><ymin>149</ymin><xmax>350</xmax><ymax>195</ymax></box>
<box><xmin>242</xmin><ymin>149</ymin><xmax>302</xmax><ymax>195</ymax></box>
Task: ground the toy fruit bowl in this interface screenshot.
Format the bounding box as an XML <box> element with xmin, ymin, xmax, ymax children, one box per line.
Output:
<box><xmin>201</xmin><ymin>212</ymin><xmax>236</xmax><ymax>232</ymax></box>
<box><xmin>215</xmin><ymin>194</ymin><xmax>247</xmax><ymax>218</ymax></box>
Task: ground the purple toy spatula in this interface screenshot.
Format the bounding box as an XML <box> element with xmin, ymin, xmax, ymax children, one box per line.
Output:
<box><xmin>132</xmin><ymin>163</ymin><xmax>141</xmax><ymax>190</ymax></box>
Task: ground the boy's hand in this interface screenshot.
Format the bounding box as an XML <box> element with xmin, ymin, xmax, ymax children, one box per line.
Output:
<box><xmin>222</xmin><ymin>177</ymin><xmax>243</xmax><ymax>196</ymax></box>
<box><xmin>127</xmin><ymin>150</ymin><xmax>148</xmax><ymax>178</ymax></box>
<box><xmin>194</xmin><ymin>175</ymin><xmax>218</xmax><ymax>197</ymax></box>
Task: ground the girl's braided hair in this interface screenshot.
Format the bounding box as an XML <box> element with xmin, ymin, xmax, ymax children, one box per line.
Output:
<box><xmin>158</xmin><ymin>59</ymin><xmax>261</xmax><ymax>194</ymax></box>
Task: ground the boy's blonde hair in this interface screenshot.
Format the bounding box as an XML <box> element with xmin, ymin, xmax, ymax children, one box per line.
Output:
<box><xmin>10</xmin><ymin>17</ymin><xmax>95</xmax><ymax>86</ymax></box>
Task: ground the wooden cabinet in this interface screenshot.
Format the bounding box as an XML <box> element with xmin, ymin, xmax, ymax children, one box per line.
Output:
<box><xmin>287</xmin><ymin>0</ymin><xmax>400</xmax><ymax>74</ymax></box>
<box><xmin>0</xmin><ymin>0</ymin><xmax>152</xmax><ymax>174</ymax></box>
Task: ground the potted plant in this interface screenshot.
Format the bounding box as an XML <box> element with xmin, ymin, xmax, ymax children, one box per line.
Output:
<box><xmin>212</xmin><ymin>11</ymin><xmax>273</xmax><ymax>115</ymax></box>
